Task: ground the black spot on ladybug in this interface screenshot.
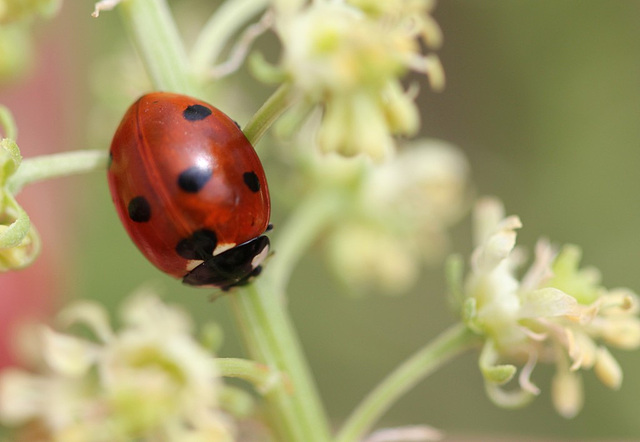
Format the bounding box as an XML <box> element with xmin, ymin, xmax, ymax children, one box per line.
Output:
<box><xmin>178</xmin><ymin>166</ymin><xmax>213</xmax><ymax>193</ymax></box>
<box><xmin>183</xmin><ymin>104</ymin><xmax>212</xmax><ymax>121</ymax></box>
<box><xmin>176</xmin><ymin>229</ymin><xmax>218</xmax><ymax>260</ymax></box>
<box><xmin>128</xmin><ymin>196</ymin><xmax>151</xmax><ymax>223</ymax></box>
<box><xmin>243</xmin><ymin>171</ymin><xmax>260</xmax><ymax>193</ymax></box>
<box><xmin>232</xmin><ymin>120</ymin><xmax>241</xmax><ymax>130</ymax></box>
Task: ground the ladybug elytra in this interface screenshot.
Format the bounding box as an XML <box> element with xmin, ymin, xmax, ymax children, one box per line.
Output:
<box><xmin>107</xmin><ymin>92</ymin><xmax>271</xmax><ymax>289</ymax></box>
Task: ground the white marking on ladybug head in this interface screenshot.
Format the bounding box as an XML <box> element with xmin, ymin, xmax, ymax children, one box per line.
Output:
<box><xmin>251</xmin><ymin>243</ymin><xmax>270</xmax><ymax>269</ymax></box>
<box><xmin>214</xmin><ymin>242</ymin><xmax>236</xmax><ymax>256</ymax></box>
<box><xmin>185</xmin><ymin>259</ymin><xmax>204</xmax><ymax>272</ymax></box>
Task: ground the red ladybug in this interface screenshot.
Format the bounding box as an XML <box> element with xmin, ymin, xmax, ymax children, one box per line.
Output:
<box><xmin>107</xmin><ymin>92</ymin><xmax>271</xmax><ymax>289</ymax></box>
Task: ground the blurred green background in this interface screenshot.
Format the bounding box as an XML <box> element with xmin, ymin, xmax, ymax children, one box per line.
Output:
<box><xmin>2</xmin><ymin>0</ymin><xmax>640</xmax><ymax>439</ymax></box>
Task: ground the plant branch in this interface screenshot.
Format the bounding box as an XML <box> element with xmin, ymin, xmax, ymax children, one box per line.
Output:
<box><xmin>7</xmin><ymin>150</ymin><xmax>108</xmax><ymax>194</ymax></box>
<box><xmin>118</xmin><ymin>0</ymin><xmax>196</xmax><ymax>95</ymax></box>
<box><xmin>190</xmin><ymin>0</ymin><xmax>269</xmax><ymax>76</ymax></box>
<box><xmin>229</xmin><ymin>281</ymin><xmax>332</xmax><ymax>442</ymax></box>
<box><xmin>243</xmin><ymin>83</ymin><xmax>295</xmax><ymax>145</ymax></box>
<box><xmin>335</xmin><ymin>324</ymin><xmax>479</xmax><ymax>442</ymax></box>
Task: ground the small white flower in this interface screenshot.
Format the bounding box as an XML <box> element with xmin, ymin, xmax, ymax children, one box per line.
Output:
<box><xmin>269</xmin><ymin>0</ymin><xmax>444</xmax><ymax>161</ymax></box>
<box><xmin>0</xmin><ymin>290</ymin><xmax>235</xmax><ymax>440</ymax></box>
<box><xmin>458</xmin><ymin>197</ymin><xmax>640</xmax><ymax>416</ymax></box>
<box><xmin>323</xmin><ymin>139</ymin><xmax>469</xmax><ymax>295</ymax></box>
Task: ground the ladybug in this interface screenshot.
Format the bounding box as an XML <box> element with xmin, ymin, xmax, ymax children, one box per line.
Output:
<box><xmin>107</xmin><ymin>92</ymin><xmax>271</xmax><ymax>289</ymax></box>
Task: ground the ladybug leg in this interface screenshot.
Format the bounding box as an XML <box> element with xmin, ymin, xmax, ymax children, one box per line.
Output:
<box><xmin>221</xmin><ymin>265</ymin><xmax>264</xmax><ymax>291</ymax></box>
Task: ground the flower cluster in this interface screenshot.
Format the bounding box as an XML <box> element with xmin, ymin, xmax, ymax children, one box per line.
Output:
<box><xmin>0</xmin><ymin>107</ymin><xmax>40</xmax><ymax>270</ymax></box>
<box><xmin>319</xmin><ymin>138</ymin><xmax>469</xmax><ymax>295</ymax></box>
<box><xmin>0</xmin><ymin>291</ymin><xmax>235</xmax><ymax>441</ymax></box>
<box><xmin>456</xmin><ymin>198</ymin><xmax>640</xmax><ymax>417</ymax></box>
<box><xmin>269</xmin><ymin>0</ymin><xmax>444</xmax><ymax>161</ymax></box>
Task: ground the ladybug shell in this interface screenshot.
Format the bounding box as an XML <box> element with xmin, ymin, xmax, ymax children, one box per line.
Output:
<box><xmin>107</xmin><ymin>92</ymin><xmax>270</xmax><ymax>282</ymax></box>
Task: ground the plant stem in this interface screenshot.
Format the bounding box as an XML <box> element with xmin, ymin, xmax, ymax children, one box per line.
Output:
<box><xmin>229</xmin><ymin>280</ymin><xmax>332</xmax><ymax>442</ymax></box>
<box><xmin>7</xmin><ymin>150</ymin><xmax>108</xmax><ymax>194</ymax></box>
<box><xmin>268</xmin><ymin>188</ymin><xmax>346</xmax><ymax>293</ymax></box>
<box><xmin>243</xmin><ymin>84</ymin><xmax>295</xmax><ymax>144</ymax></box>
<box><xmin>335</xmin><ymin>324</ymin><xmax>479</xmax><ymax>442</ymax></box>
<box><xmin>190</xmin><ymin>0</ymin><xmax>269</xmax><ymax>76</ymax></box>
<box><xmin>118</xmin><ymin>2</ymin><xmax>329</xmax><ymax>440</ymax></box>
<box><xmin>118</xmin><ymin>0</ymin><xmax>197</xmax><ymax>95</ymax></box>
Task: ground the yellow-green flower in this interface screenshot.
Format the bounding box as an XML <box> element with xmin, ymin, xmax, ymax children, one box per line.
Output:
<box><xmin>269</xmin><ymin>0</ymin><xmax>444</xmax><ymax>161</ymax></box>
<box><xmin>0</xmin><ymin>291</ymin><xmax>235</xmax><ymax>441</ymax></box>
<box><xmin>458</xmin><ymin>197</ymin><xmax>640</xmax><ymax>417</ymax></box>
<box><xmin>323</xmin><ymin>139</ymin><xmax>469</xmax><ymax>295</ymax></box>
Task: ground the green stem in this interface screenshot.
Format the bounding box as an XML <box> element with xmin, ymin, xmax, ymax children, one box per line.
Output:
<box><xmin>243</xmin><ymin>84</ymin><xmax>295</xmax><ymax>144</ymax></box>
<box><xmin>229</xmin><ymin>281</ymin><xmax>332</xmax><ymax>442</ymax></box>
<box><xmin>335</xmin><ymin>324</ymin><xmax>479</xmax><ymax>442</ymax></box>
<box><xmin>268</xmin><ymin>188</ymin><xmax>346</xmax><ymax>293</ymax></box>
<box><xmin>7</xmin><ymin>150</ymin><xmax>108</xmax><ymax>194</ymax></box>
<box><xmin>190</xmin><ymin>0</ymin><xmax>269</xmax><ymax>76</ymax></box>
<box><xmin>118</xmin><ymin>0</ymin><xmax>197</xmax><ymax>95</ymax></box>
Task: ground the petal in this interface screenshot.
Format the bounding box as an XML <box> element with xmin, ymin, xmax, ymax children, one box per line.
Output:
<box><xmin>520</xmin><ymin>238</ymin><xmax>555</xmax><ymax>291</ymax></box>
<box><xmin>599</xmin><ymin>318</ymin><xmax>640</xmax><ymax>349</ymax></box>
<box><xmin>484</xmin><ymin>382</ymin><xmax>536</xmax><ymax>410</ymax></box>
<box><xmin>567</xmin><ymin>330</ymin><xmax>597</xmax><ymax>370</ymax></box>
<box><xmin>518</xmin><ymin>352</ymin><xmax>540</xmax><ymax>395</ymax></box>
<box><xmin>42</xmin><ymin>327</ymin><xmax>100</xmax><ymax>376</ymax></box>
<box><xmin>365</xmin><ymin>425</ymin><xmax>443</xmax><ymax>442</ymax></box>
<box><xmin>519</xmin><ymin>288</ymin><xmax>579</xmax><ymax>319</ymax></box>
<box><xmin>598</xmin><ymin>289</ymin><xmax>640</xmax><ymax>316</ymax></box>
<box><xmin>0</xmin><ymin>369</ymin><xmax>46</xmax><ymax>423</ymax></box>
<box><xmin>121</xmin><ymin>290</ymin><xmax>192</xmax><ymax>334</ymax></box>
<box><xmin>57</xmin><ymin>300</ymin><xmax>113</xmax><ymax>343</ymax></box>
<box><xmin>551</xmin><ymin>367</ymin><xmax>583</xmax><ymax>419</ymax></box>
<box><xmin>594</xmin><ymin>346</ymin><xmax>622</xmax><ymax>390</ymax></box>
<box><xmin>91</xmin><ymin>0</ymin><xmax>121</xmax><ymax>18</ymax></box>
<box><xmin>471</xmin><ymin>218</ymin><xmax>520</xmax><ymax>274</ymax></box>
<box><xmin>478</xmin><ymin>340</ymin><xmax>516</xmax><ymax>385</ymax></box>
<box><xmin>472</xmin><ymin>197</ymin><xmax>505</xmax><ymax>247</ymax></box>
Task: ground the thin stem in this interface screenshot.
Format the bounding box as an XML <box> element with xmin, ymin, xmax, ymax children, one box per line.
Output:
<box><xmin>229</xmin><ymin>281</ymin><xmax>332</xmax><ymax>442</ymax></box>
<box><xmin>190</xmin><ymin>0</ymin><xmax>269</xmax><ymax>76</ymax></box>
<box><xmin>118</xmin><ymin>0</ymin><xmax>197</xmax><ymax>95</ymax></box>
<box><xmin>0</xmin><ymin>194</ymin><xmax>31</xmax><ymax>249</ymax></box>
<box><xmin>243</xmin><ymin>83</ymin><xmax>295</xmax><ymax>145</ymax></box>
<box><xmin>335</xmin><ymin>324</ymin><xmax>479</xmax><ymax>442</ymax></box>
<box><xmin>7</xmin><ymin>150</ymin><xmax>108</xmax><ymax>194</ymax></box>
